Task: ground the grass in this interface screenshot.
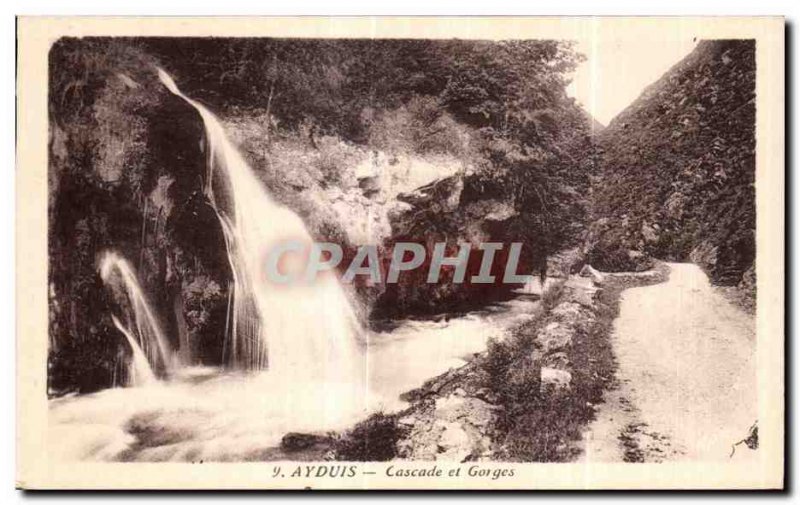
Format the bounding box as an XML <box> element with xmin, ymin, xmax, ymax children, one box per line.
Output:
<box><xmin>332</xmin><ymin>412</ymin><xmax>401</xmax><ymax>461</ymax></box>
<box><xmin>332</xmin><ymin>265</ymin><xmax>671</xmax><ymax>463</ymax></box>
<box><xmin>493</xmin><ymin>280</ymin><xmax>620</xmax><ymax>461</ymax></box>
<box><xmin>486</xmin><ymin>266</ymin><xmax>672</xmax><ymax>462</ymax></box>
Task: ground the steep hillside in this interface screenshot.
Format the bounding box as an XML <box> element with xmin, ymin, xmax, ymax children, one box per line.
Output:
<box><xmin>591</xmin><ymin>40</ymin><xmax>755</xmax><ymax>294</ymax></box>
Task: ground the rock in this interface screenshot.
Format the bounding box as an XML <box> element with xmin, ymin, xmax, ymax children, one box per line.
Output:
<box><xmin>542</xmin><ymin>351</ymin><xmax>570</xmax><ymax>370</ymax></box>
<box><xmin>281</xmin><ymin>432</ymin><xmax>331</xmax><ymax>452</ymax></box>
<box><xmin>473</xmin><ymin>387</ymin><xmax>499</xmax><ymax>405</ymax></box>
<box><xmin>437</xmin><ymin>421</ymin><xmax>472</xmax><ymax>462</ymax></box>
<box><xmin>434</xmin><ymin>394</ymin><xmax>497</xmax><ymax>428</ymax></box>
<box><xmin>464</xmin><ymin>199</ymin><xmax>516</xmax><ymax>222</ymax></box>
<box><xmin>396</xmin><ymin>420</ymin><xmax>442</xmax><ymax>461</ymax></box>
<box><xmin>537</xmin><ymin>322</ymin><xmax>573</xmax><ymax>353</ymax></box>
<box><xmin>579</xmin><ymin>264</ymin><xmax>605</xmax><ymax>285</ymax></box>
<box><xmin>627</xmin><ymin>250</ymin><xmax>655</xmax><ymax>272</ymax></box>
<box><xmin>565</xmin><ymin>276</ymin><xmax>603</xmax><ymax>306</ymax></box>
<box><xmin>396</xmin><ymin>175</ymin><xmax>463</xmax><ymax>211</ymax></box>
<box><xmin>398</xmin><ymin>415</ymin><xmax>418</xmax><ymax>427</ymax></box>
<box><xmin>547</xmin><ymin>248</ymin><xmax>584</xmax><ymax>278</ymax></box>
<box><xmin>540</xmin><ymin>367</ymin><xmax>572</xmax><ymax>392</ymax></box>
<box><xmin>357</xmin><ymin>175</ymin><xmax>381</xmax><ymax>198</ymax></box>
<box><xmin>641</xmin><ymin>221</ymin><xmax>658</xmax><ymax>243</ymax></box>
<box><xmin>396</xmin><ymin>393</ymin><xmax>499</xmax><ymax>461</ymax></box>
<box><xmin>551</xmin><ymin>301</ymin><xmax>596</xmax><ymax>327</ymax></box>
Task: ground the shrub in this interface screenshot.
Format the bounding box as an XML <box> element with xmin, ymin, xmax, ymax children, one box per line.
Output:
<box><xmin>586</xmin><ymin>242</ymin><xmax>653</xmax><ymax>272</ymax></box>
<box><xmin>482</xmin><ymin>337</ymin><xmax>515</xmax><ymax>396</ymax></box>
<box><xmin>368</xmin><ymin>96</ymin><xmax>474</xmax><ymax>159</ymax></box>
<box><xmin>333</xmin><ymin>413</ymin><xmax>400</xmax><ymax>461</ymax></box>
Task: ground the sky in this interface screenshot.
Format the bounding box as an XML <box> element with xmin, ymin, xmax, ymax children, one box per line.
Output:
<box><xmin>567</xmin><ymin>29</ymin><xmax>698</xmax><ymax>126</ymax></box>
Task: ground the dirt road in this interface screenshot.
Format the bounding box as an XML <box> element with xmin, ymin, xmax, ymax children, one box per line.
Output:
<box><xmin>582</xmin><ymin>263</ymin><xmax>757</xmax><ymax>462</ymax></box>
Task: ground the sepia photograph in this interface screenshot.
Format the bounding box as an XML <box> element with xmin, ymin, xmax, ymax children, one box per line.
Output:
<box><xmin>15</xmin><ymin>16</ymin><xmax>784</xmax><ymax>490</ymax></box>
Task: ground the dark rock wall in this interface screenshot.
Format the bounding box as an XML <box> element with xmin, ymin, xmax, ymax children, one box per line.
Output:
<box><xmin>48</xmin><ymin>39</ymin><xmax>231</xmax><ymax>394</ymax></box>
<box><xmin>371</xmin><ymin>174</ymin><xmax>540</xmax><ymax>318</ymax></box>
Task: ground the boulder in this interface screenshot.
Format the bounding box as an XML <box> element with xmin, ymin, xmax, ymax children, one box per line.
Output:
<box><xmin>437</xmin><ymin>421</ymin><xmax>472</xmax><ymax>462</ymax></box>
<box><xmin>579</xmin><ymin>264</ymin><xmax>605</xmax><ymax>285</ymax></box>
<box><xmin>564</xmin><ymin>276</ymin><xmax>603</xmax><ymax>307</ymax></box>
<box><xmin>281</xmin><ymin>432</ymin><xmax>332</xmax><ymax>452</ymax></box>
<box><xmin>540</xmin><ymin>367</ymin><xmax>572</xmax><ymax>392</ymax></box>
<box><xmin>537</xmin><ymin>322</ymin><xmax>573</xmax><ymax>354</ymax></box>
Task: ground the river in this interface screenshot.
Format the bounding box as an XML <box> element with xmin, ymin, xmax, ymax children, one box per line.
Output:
<box><xmin>48</xmin><ymin>283</ymin><xmax>545</xmax><ymax>462</ymax></box>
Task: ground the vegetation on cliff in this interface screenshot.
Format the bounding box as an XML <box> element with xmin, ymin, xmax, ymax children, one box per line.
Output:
<box><xmin>591</xmin><ymin>40</ymin><xmax>755</xmax><ymax>292</ymax></box>
<box><xmin>48</xmin><ymin>39</ymin><xmax>230</xmax><ymax>393</ymax></box>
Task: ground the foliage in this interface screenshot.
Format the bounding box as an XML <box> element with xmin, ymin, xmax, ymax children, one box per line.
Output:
<box><xmin>586</xmin><ymin>241</ymin><xmax>653</xmax><ymax>273</ymax></box>
<box><xmin>183</xmin><ymin>275</ymin><xmax>224</xmax><ymax>338</ymax></box>
<box><xmin>333</xmin><ymin>413</ymin><xmax>400</xmax><ymax>461</ymax></box>
<box><xmin>142</xmin><ymin>37</ymin><xmax>594</xmax><ymax>266</ymax></box>
<box><xmin>592</xmin><ymin>40</ymin><xmax>755</xmax><ymax>285</ymax></box>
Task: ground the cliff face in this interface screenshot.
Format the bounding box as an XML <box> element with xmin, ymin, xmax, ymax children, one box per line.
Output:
<box><xmin>372</xmin><ymin>174</ymin><xmax>531</xmax><ymax>318</ymax></box>
<box><xmin>591</xmin><ymin>40</ymin><xmax>756</xmax><ymax>289</ymax></box>
<box><xmin>48</xmin><ymin>40</ymin><xmax>232</xmax><ymax>393</ymax></box>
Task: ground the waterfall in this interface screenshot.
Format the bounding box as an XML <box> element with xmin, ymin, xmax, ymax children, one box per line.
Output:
<box><xmin>110</xmin><ymin>315</ymin><xmax>158</xmax><ymax>386</ymax></box>
<box><xmin>99</xmin><ymin>251</ymin><xmax>172</xmax><ymax>382</ymax></box>
<box><xmin>157</xmin><ymin>69</ymin><xmax>366</xmax><ymax>398</ymax></box>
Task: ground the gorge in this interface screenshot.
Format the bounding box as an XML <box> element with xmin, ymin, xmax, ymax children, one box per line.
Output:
<box><xmin>46</xmin><ymin>37</ymin><xmax>756</xmax><ymax>463</ymax></box>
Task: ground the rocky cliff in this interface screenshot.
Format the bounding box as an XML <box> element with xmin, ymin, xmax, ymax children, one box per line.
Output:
<box><xmin>47</xmin><ymin>39</ymin><xmax>235</xmax><ymax>393</ymax></box>
<box><xmin>591</xmin><ymin>40</ymin><xmax>756</xmax><ymax>293</ymax></box>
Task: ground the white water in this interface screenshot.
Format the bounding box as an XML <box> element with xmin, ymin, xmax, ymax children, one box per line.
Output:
<box><xmin>48</xmin><ymin>290</ymin><xmax>543</xmax><ymax>461</ymax></box>
<box><xmin>99</xmin><ymin>251</ymin><xmax>172</xmax><ymax>383</ymax></box>
<box><xmin>110</xmin><ymin>316</ymin><xmax>157</xmax><ymax>387</ymax></box>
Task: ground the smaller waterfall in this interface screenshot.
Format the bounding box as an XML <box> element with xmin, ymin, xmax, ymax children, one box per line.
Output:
<box><xmin>111</xmin><ymin>315</ymin><xmax>157</xmax><ymax>386</ymax></box>
<box><xmin>99</xmin><ymin>251</ymin><xmax>173</xmax><ymax>382</ymax></box>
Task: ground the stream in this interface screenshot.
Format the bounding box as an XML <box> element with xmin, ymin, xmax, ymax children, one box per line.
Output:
<box><xmin>48</xmin><ymin>283</ymin><xmax>545</xmax><ymax>462</ymax></box>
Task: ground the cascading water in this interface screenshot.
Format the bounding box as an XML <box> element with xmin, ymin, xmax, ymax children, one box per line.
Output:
<box><xmin>99</xmin><ymin>251</ymin><xmax>173</xmax><ymax>383</ymax></box>
<box><xmin>110</xmin><ymin>315</ymin><xmax>158</xmax><ymax>387</ymax></box>
<box><xmin>49</xmin><ymin>70</ymin><xmax>547</xmax><ymax>462</ymax></box>
<box><xmin>157</xmin><ymin>69</ymin><xmax>367</xmax><ymax>415</ymax></box>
